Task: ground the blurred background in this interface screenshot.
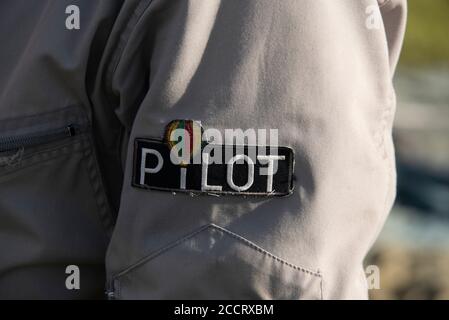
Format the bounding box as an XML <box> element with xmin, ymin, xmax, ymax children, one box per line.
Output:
<box><xmin>367</xmin><ymin>0</ymin><xmax>449</xmax><ymax>299</ymax></box>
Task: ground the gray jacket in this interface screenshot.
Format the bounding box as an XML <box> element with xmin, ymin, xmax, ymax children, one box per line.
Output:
<box><xmin>0</xmin><ymin>0</ymin><xmax>406</xmax><ymax>299</ymax></box>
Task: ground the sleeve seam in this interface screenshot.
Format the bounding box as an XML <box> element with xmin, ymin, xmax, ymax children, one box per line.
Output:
<box><xmin>105</xmin><ymin>0</ymin><xmax>155</xmax><ymax>98</ymax></box>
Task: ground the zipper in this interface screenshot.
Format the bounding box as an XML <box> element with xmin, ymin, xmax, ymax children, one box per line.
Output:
<box><xmin>106</xmin><ymin>280</ymin><xmax>116</xmax><ymax>300</ymax></box>
<box><xmin>0</xmin><ymin>124</ymin><xmax>80</xmax><ymax>153</ymax></box>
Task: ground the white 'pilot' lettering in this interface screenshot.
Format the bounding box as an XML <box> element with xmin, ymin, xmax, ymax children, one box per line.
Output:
<box><xmin>140</xmin><ymin>148</ymin><xmax>163</xmax><ymax>185</ymax></box>
<box><xmin>201</xmin><ymin>152</ymin><xmax>222</xmax><ymax>191</ymax></box>
<box><xmin>227</xmin><ymin>155</ymin><xmax>254</xmax><ymax>192</ymax></box>
<box><xmin>257</xmin><ymin>155</ymin><xmax>286</xmax><ymax>192</ymax></box>
<box><xmin>180</xmin><ymin>167</ymin><xmax>187</xmax><ymax>189</ymax></box>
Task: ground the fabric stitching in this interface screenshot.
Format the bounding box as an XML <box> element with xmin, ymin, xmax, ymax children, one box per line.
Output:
<box><xmin>113</xmin><ymin>223</ymin><xmax>322</xmax><ymax>280</ymax></box>
<box><xmin>211</xmin><ymin>225</ymin><xmax>322</xmax><ymax>278</ymax></box>
<box><xmin>0</xmin><ymin>138</ymin><xmax>87</xmax><ymax>176</ymax></box>
<box><xmin>132</xmin><ymin>138</ymin><xmax>295</xmax><ymax>197</ymax></box>
<box><xmin>80</xmin><ymin>137</ymin><xmax>115</xmax><ymax>237</ymax></box>
<box><xmin>113</xmin><ymin>224</ymin><xmax>211</xmax><ymax>279</ymax></box>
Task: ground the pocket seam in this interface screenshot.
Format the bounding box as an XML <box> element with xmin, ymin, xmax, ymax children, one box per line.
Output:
<box><xmin>0</xmin><ymin>105</ymin><xmax>87</xmax><ymax>133</ymax></box>
<box><xmin>0</xmin><ymin>129</ymin><xmax>114</xmax><ymax>237</ymax></box>
<box><xmin>113</xmin><ymin>223</ymin><xmax>322</xmax><ymax>281</ymax></box>
<box><xmin>80</xmin><ymin>136</ymin><xmax>115</xmax><ymax>236</ymax></box>
<box><xmin>0</xmin><ymin>138</ymin><xmax>87</xmax><ymax>176</ymax></box>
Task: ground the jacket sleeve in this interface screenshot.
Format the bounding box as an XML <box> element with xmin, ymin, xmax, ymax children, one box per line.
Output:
<box><xmin>97</xmin><ymin>0</ymin><xmax>407</xmax><ymax>299</ymax></box>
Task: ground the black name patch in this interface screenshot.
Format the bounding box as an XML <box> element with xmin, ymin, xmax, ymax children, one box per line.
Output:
<box><xmin>133</xmin><ymin>139</ymin><xmax>294</xmax><ymax>197</ymax></box>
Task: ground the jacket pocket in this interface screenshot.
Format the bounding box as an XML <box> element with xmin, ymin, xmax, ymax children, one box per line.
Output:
<box><xmin>110</xmin><ymin>224</ymin><xmax>323</xmax><ymax>300</ymax></box>
<box><xmin>0</xmin><ymin>106</ymin><xmax>113</xmax><ymax>299</ymax></box>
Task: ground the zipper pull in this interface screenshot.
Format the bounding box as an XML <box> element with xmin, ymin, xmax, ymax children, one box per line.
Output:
<box><xmin>106</xmin><ymin>280</ymin><xmax>116</xmax><ymax>300</ymax></box>
<box><xmin>106</xmin><ymin>291</ymin><xmax>115</xmax><ymax>300</ymax></box>
<box><xmin>66</xmin><ymin>124</ymin><xmax>77</xmax><ymax>137</ymax></box>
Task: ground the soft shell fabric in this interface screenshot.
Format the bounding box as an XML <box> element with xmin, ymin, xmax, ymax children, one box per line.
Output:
<box><xmin>0</xmin><ymin>0</ymin><xmax>406</xmax><ymax>299</ymax></box>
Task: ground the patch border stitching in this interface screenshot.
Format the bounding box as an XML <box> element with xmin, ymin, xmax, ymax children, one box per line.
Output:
<box><xmin>132</xmin><ymin>137</ymin><xmax>295</xmax><ymax>197</ymax></box>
